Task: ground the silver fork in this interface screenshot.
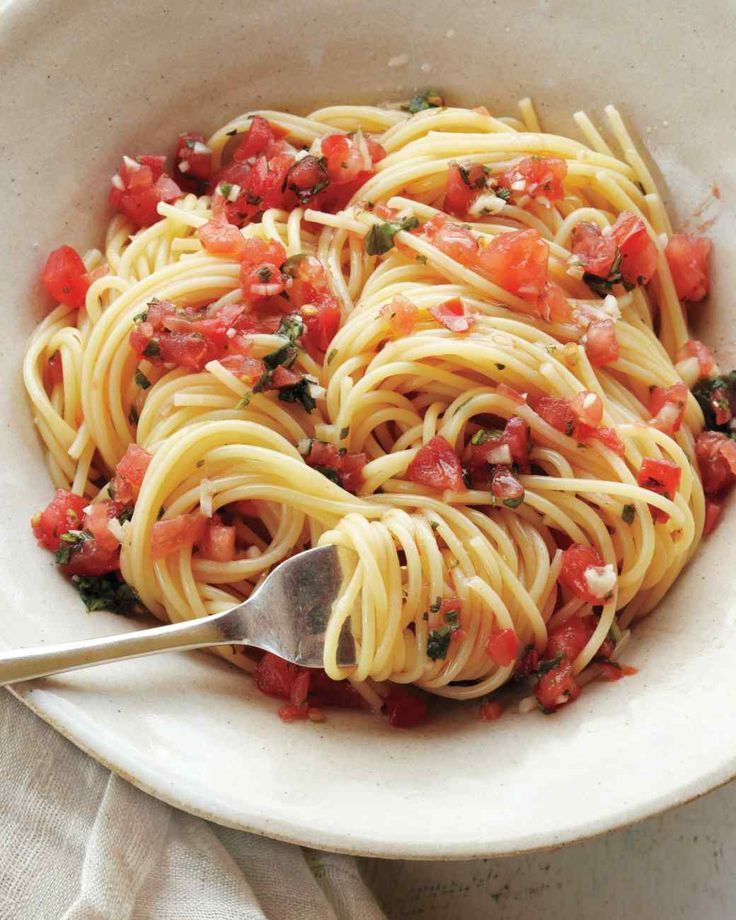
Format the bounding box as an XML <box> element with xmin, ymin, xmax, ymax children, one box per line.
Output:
<box><xmin>0</xmin><ymin>545</ymin><xmax>355</xmax><ymax>686</ymax></box>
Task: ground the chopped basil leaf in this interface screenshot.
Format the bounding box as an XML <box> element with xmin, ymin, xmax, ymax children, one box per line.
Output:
<box><xmin>71</xmin><ymin>573</ymin><xmax>141</xmax><ymax>613</ymax></box>
<box><xmin>495</xmin><ymin>186</ymin><xmax>512</xmax><ymax>201</ymax></box>
<box><xmin>219</xmin><ymin>181</ymin><xmax>233</xmax><ymax>199</ymax></box>
<box><xmin>537</xmin><ymin>653</ymin><xmax>563</xmax><ymax>675</ymax></box>
<box><xmin>339</xmin><ymin>426</ymin><xmax>350</xmax><ymax>439</ymax></box>
<box><xmin>256</xmin><ymin>265</ymin><xmax>273</xmax><ymax>282</ymax></box>
<box><xmin>277</xmin><ymin>378</ymin><xmax>316</xmax><ymax>413</ymax></box>
<box><xmin>280</xmin><ymin>253</ymin><xmax>309</xmax><ymax>277</ymax></box>
<box><xmin>470</xmin><ymin>428</ymin><xmax>503</xmax><ymax>446</ymax></box>
<box><xmin>142</xmin><ymin>339</ymin><xmax>160</xmax><ymax>358</ymax></box>
<box><xmin>132</xmin><ymin>310</ymin><xmax>148</xmax><ymax>325</ymax></box>
<box><xmin>196</xmin><ymin>459</ymin><xmax>205</xmax><ymax>468</ymax></box>
<box><xmin>275</xmin><ymin>313</ymin><xmax>305</xmax><ymax>342</ymax></box>
<box><xmin>583</xmin><ymin>248</ymin><xmax>624</xmax><ymax>297</ymax></box>
<box><xmin>495</xmin><ymin>363</ymin><xmax>506</xmax><ymax>370</ymax></box>
<box><xmin>622</xmin><ymin>503</ymin><xmax>636</xmax><ymax>524</ymax></box>
<box><xmin>235</xmin><ymin>393</ymin><xmax>251</xmax><ymax>409</ymax></box>
<box><xmin>364</xmin><ymin>216</ymin><xmax>420</xmax><ymax>256</ymax></box>
<box><xmin>134</xmin><ymin>368</ymin><xmax>151</xmax><ymax>390</ymax></box>
<box><xmin>429</xmin><ymin>520</ymin><xmax>440</xmax><ymax>531</ymax></box>
<box><xmin>128</xmin><ymin>405</ymin><xmax>139</xmax><ymax>425</ymax></box>
<box><xmin>429</xmin><ymin>596</ymin><xmax>442</xmax><ymax>614</ymax></box>
<box><xmin>415</xmin><ymin>254</ymin><xmax>428</xmax><ymax>264</ymax></box>
<box><xmin>326</xmin><ymin>348</ymin><xmax>338</xmax><ymax>364</ymax></box>
<box><xmin>263</xmin><ymin>343</ymin><xmax>298</xmax><ymax>370</ymax></box>
<box><xmin>502</xmin><ymin>493</ymin><xmax>525</xmax><ymax>509</ymax></box>
<box><xmin>117</xmin><ymin>505</ymin><xmax>134</xmax><ymax>524</ymax></box>
<box><xmin>693</xmin><ymin>371</ymin><xmax>736</xmax><ymax>431</ymax></box>
<box><xmin>403</xmin><ymin>89</ymin><xmax>444</xmax><ymax>114</ymax></box>
<box><xmin>55</xmin><ymin>530</ymin><xmax>92</xmax><ymax>566</ymax></box>
<box><xmin>284</xmin><ymin>156</ymin><xmax>329</xmax><ymax>203</ymax></box>
<box><xmin>313</xmin><ymin>465</ymin><xmax>342</xmax><ymax>487</ymax></box>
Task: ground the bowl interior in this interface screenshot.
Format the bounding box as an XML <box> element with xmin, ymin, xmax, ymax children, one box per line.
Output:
<box><xmin>1</xmin><ymin>0</ymin><xmax>735</xmax><ymax>858</ymax></box>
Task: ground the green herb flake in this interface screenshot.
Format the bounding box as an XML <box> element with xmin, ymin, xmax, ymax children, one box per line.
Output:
<box><xmin>537</xmin><ymin>653</ymin><xmax>564</xmax><ymax>676</ymax></box>
<box><xmin>314</xmin><ymin>465</ymin><xmax>342</xmax><ymax>487</ymax></box>
<box><xmin>403</xmin><ymin>89</ymin><xmax>445</xmax><ymax>114</ymax></box>
<box><xmin>495</xmin><ymin>363</ymin><xmax>506</xmax><ymax>371</ymax></box>
<box><xmin>275</xmin><ymin>313</ymin><xmax>305</xmax><ymax>342</ymax></box>
<box><xmin>339</xmin><ymin>426</ymin><xmax>350</xmax><ymax>439</ymax></box>
<box><xmin>326</xmin><ymin>348</ymin><xmax>338</xmax><ymax>365</ymax></box>
<box><xmin>55</xmin><ymin>530</ymin><xmax>92</xmax><ymax>566</ymax></box>
<box><xmin>263</xmin><ymin>343</ymin><xmax>298</xmax><ymax>370</ymax></box>
<box><xmin>622</xmin><ymin>503</ymin><xmax>636</xmax><ymax>524</ymax></box>
<box><xmin>364</xmin><ymin>216</ymin><xmax>420</xmax><ymax>256</ymax></box>
<box><xmin>142</xmin><ymin>339</ymin><xmax>160</xmax><ymax>358</ymax></box>
<box><xmin>134</xmin><ymin>368</ymin><xmax>151</xmax><ymax>390</ymax></box>
<box><xmin>416</xmin><ymin>254</ymin><xmax>428</xmax><ymax>264</ymax></box>
<box><xmin>128</xmin><ymin>405</ymin><xmax>139</xmax><ymax>426</ymax></box>
<box><xmin>235</xmin><ymin>393</ymin><xmax>252</xmax><ymax>409</ymax></box>
<box><xmin>117</xmin><ymin>505</ymin><xmax>134</xmax><ymax>524</ymax></box>
<box><xmin>277</xmin><ymin>378</ymin><xmax>317</xmax><ymax>413</ymax></box>
<box><xmin>71</xmin><ymin>573</ymin><xmax>141</xmax><ymax>614</ymax></box>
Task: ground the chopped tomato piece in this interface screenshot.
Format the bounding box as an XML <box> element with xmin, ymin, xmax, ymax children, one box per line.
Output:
<box><xmin>197</xmin><ymin>214</ymin><xmax>247</xmax><ymax>258</ymax></box>
<box><xmin>111</xmin><ymin>444</ymin><xmax>152</xmax><ymax>504</ymax></box>
<box><xmin>610</xmin><ymin>212</ymin><xmax>658</xmax><ymax>286</ymax></box>
<box><xmin>536</xmin><ymin>396</ymin><xmax>575</xmax><ymax>436</ymax></box>
<box><xmin>175</xmin><ymin>132</ymin><xmax>213</xmax><ymax>183</ymax></box>
<box><xmin>584</xmin><ymin>318</ymin><xmax>620</xmax><ymax>367</ymax></box>
<box><xmin>479</xmin><ymin>699</ymin><xmax>504</xmax><ymax>721</ymax></box>
<box><xmin>597</xmin><ymin>662</ymin><xmax>634</xmax><ymax>682</ymax></box>
<box><xmin>380</xmin><ymin>295</ymin><xmax>418</xmax><ymax>336</ymax></box>
<box><xmin>676</xmin><ymin>340</ymin><xmax>716</xmax><ymax>378</ymax></box>
<box><xmin>500</xmin><ymin>156</ymin><xmax>567</xmax><ymax>202</ymax></box>
<box><xmin>499</xmin><ymin>416</ymin><xmax>530</xmax><ymax>471</ymax></box>
<box><xmin>665</xmin><ymin>233</ymin><xmax>711</xmax><ymax>302</ymax></box>
<box><xmin>704</xmin><ymin>497</ymin><xmax>723</xmax><ymax>535</ymax></box>
<box><xmin>284</xmin><ymin>155</ymin><xmax>330</xmax><ymax>203</ymax></box>
<box><xmin>301</xmin><ymin>294</ymin><xmax>341</xmax><ymax>357</ymax></box>
<box><xmin>648</xmin><ymin>383</ymin><xmax>688</xmax><ymax>434</ymax></box>
<box><xmin>537</xmin><ymin>282</ymin><xmax>572</xmax><ymax>323</ymax></box>
<box><xmin>302</xmin><ymin>439</ymin><xmax>367</xmax><ymax>493</ymax></box>
<box><xmin>570</xmin><ymin>391</ymin><xmax>603</xmax><ymax>427</ymax></box>
<box><xmin>31</xmin><ymin>489</ymin><xmax>87</xmax><ymax>551</ymax></box>
<box><xmin>497</xmin><ymin>382</ymin><xmax>526</xmax><ymax>404</ymax></box>
<box><xmin>239</xmin><ymin>237</ymin><xmax>288</xmax><ymax>301</ymax></box>
<box><xmin>490</xmin><ymin>465</ymin><xmax>525</xmax><ymax>507</ymax></box>
<box><xmin>83</xmin><ymin>501</ymin><xmax>123</xmax><ymax>556</ymax></box>
<box><xmin>233</xmin><ymin>116</ymin><xmax>286</xmax><ymax>161</ymax></box>
<box><xmin>43</xmin><ymin>352</ymin><xmax>64</xmax><ymax>394</ymax></box>
<box><xmin>535</xmin><ymin>659</ymin><xmax>580</xmax><ymax>711</ymax></box>
<box><xmin>384</xmin><ymin>686</ymin><xmax>428</xmax><ymax>728</ymax></box>
<box><xmin>485</xmin><ymin>628</ymin><xmax>519</xmax><ymax>667</ymax></box>
<box><xmin>695</xmin><ymin>431</ymin><xmax>736</xmax><ymax>496</ymax></box>
<box><xmin>271</xmin><ymin>364</ymin><xmax>302</xmax><ymax>389</ymax></box>
<box><xmin>571</xmin><ymin>222</ymin><xmax>617</xmax><ymax>279</ymax></box>
<box><xmin>559</xmin><ymin>543</ymin><xmax>608</xmax><ymax>604</ymax></box>
<box><xmin>476</xmin><ymin>228</ymin><xmax>549</xmax><ymax>301</ymax></box>
<box><xmin>428</xmin><ymin>297</ymin><xmax>475</xmax><ymax>333</ymax></box>
<box><xmin>545</xmin><ymin>615</ymin><xmax>596</xmax><ymax>663</ymax></box>
<box><xmin>407</xmin><ymin>436</ymin><xmax>466</xmax><ymax>492</ymax></box>
<box><xmin>199</xmin><ymin>517</ymin><xmax>236</xmax><ymax>562</ymax></box>
<box><xmin>220</xmin><ymin>353</ymin><xmax>265</xmax><ymax>381</ymax></box>
<box><xmin>582</xmin><ymin>425</ymin><xmax>625</xmax><ymax>456</ymax></box>
<box><xmin>638</xmin><ymin>458</ymin><xmax>682</xmax><ymax>500</ymax></box>
<box><xmin>60</xmin><ymin>537</ymin><xmax>121</xmax><ymax>577</ymax></box>
<box><xmin>151</xmin><ymin>513</ymin><xmax>208</xmax><ymax>561</ymax></box>
<box><xmin>444</xmin><ymin>161</ymin><xmax>486</xmax><ymax>216</ymax></box>
<box><xmin>423</xmin><ymin>214</ymin><xmax>479</xmax><ymax>265</ymax></box>
<box><xmin>41</xmin><ymin>246</ymin><xmax>90</xmax><ymax>309</ymax></box>
<box><xmin>109</xmin><ymin>155</ymin><xmax>182</xmax><ymax>228</ymax></box>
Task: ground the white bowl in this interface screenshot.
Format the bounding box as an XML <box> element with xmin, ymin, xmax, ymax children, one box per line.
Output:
<box><xmin>1</xmin><ymin>0</ymin><xmax>735</xmax><ymax>858</ymax></box>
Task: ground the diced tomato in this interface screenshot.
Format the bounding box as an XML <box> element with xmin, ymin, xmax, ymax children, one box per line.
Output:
<box><xmin>83</xmin><ymin>501</ymin><xmax>123</xmax><ymax>556</ymax></box>
<box><xmin>500</xmin><ymin>156</ymin><xmax>567</xmax><ymax>202</ymax></box>
<box><xmin>491</xmin><ymin>465</ymin><xmax>525</xmax><ymax>507</ymax></box>
<box><xmin>584</xmin><ymin>318</ymin><xmax>620</xmax><ymax>367</ymax></box>
<box><xmin>109</xmin><ymin>155</ymin><xmax>182</xmax><ymax>228</ymax></box>
<box><xmin>41</xmin><ymin>246</ymin><xmax>90</xmax><ymax>309</ymax></box>
<box><xmin>598</xmin><ymin>662</ymin><xmax>629</xmax><ymax>682</ymax></box>
<box><xmin>559</xmin><ymin>543</ymin><xmax>607</xmax><ymax>604</ymax></box>
<box><xmin>545</xmin><ymin>615</ymin><xmax>596</xmax><ymax>663</ymax></box>
<box><xmin>444</xmin><ymin>161</ymin><xmax>486</xmax><ymax>217</ymax></box>
<box><xmin>31</xmin><ymin>489</ymin><xmax>88</xmax><ymax>551</ymax></box>
<box><xmin>197</xmin><ymin>213</ymin><xmax>247</xmax><ymax>259</ymax></box>
<box><xmin>199</xmin><ymin>517</ymin><xmax>236</xmax><ymax>562</ymax></box>
<box><xmin>665</xmin><ymin>233</ymin><xmax>711</xmax><ymax>302</ymax></box>
<box><xmin>571</xmin><ymin>222</ymin><xmax>617</xmax><ymax>279</ymax></box>
<box><xmin>220</xmin><ymin>353</ymin><xmax>265</xmax><ymax>381</ymax></box>
<box><xmin>423</xmin><ymin>214</ymin><xmax>479</xmax><ymax>265</ymax></box>
<box><xmin>500</xmin><ymin>416</ymin><xmax>530</xmax><ymax>471</ymax></box>
<box><xmin>407</xmin><ymin>435</ymin><xmax>466</xmax><ymax>492</ymax></box>
<box><xmin>676</xmin><ymin>340</ymin><xmax>716</xmax><ymax>378</ymax></box>
<box><xmin>111</xmin><ymin>444</ymin><xmax>152</xmax><ymax>504</ymax></box>
<box><xmin>175</xmin><ymin>132</ymin><xmax>212</xmax><ymax>183</ymax></box>
<box><xmin>570</xmin><ymin>391</ymin><xmax>603</xmax><ymax>427</ymax></box>
<box><xmin>380</xmin><ymin>294</ymin><xmax>418</xmax><ymax>336</ymax></box>
<box><xmin>61</xmin><ymin>537</ymin><xmax>121</xmax><ymax>577</ymax></box>
<box><xmin>704</xmin><ymin>497</ymin><xmax>723</xmax><ymax>535</ymax></box>
<box><xmin>479</xmin><ymin>699</ymin><xmax>504</xmax><ymax>721</ymax></box>
<box><xmin>535</xmin><ymin>659</ymin><xmax>581</xmax><ymax>711</ymax></box>
<box><xmin>233</xmin><ymin>116</ymin><xmax>286</xmax><ymax>161</ymax></box>
<box><xmin>271</xmin><ymin>364</ymin><xmax>302</xmax><ymax>389</ymax></box>
<box><xmin>284</xmin><ymin>155</ymin><xmax>330</xmax><ymax>204</ymax></box>
<box><xmin>318</xmin><ymin>131</ymin><xmax>385</xmax><ymax>197</ymax></box>
<box><xmin>649</xmin><ymin>383</ymin><xmax>688</xmax><ymax>435</ymax></box>
<box><xmin>637</xmin><ymin>458</ymin><xmax>682</xmax><ymax>504</ymax></box>
<box><xmin>151</xmin><ymin>513</ymin><xmax>208</xmax><ymax>561</ymax></box>
<box><xmin>464</xmin><ymin>417</ymin><xmax>530</xmax><ymax>487</ymax></box>
<box><xmin>301</xmin><ymin>294</ymin><xmax>341</xmax><ymax>358</ymax></box>
<box><xmin>43</xmin><ymin>352</ymin><xmax>64</xmax><ymax>394</ymax></box>
<box><xmin>583</xmin><ymin>425</ymin><xmax>625</xmax><ymax>455</ymax></box>
<box><xmin>308</xmin><ymin>670</ymin><xmax>365</xmax><ymax>709</ymax></box>
<box><xmin>536</xmin><ymin>396</ymin><xmax>575</xmax><ymax>435</ymax></box>
<box><xmin>302</xmin><ymin>439</ymin><xmax>367</xmax><ymax>493</ymax></box>
<box><xmin>695</xmin><ymin>431</ymin><xmax>736</xmax><ymax>496</ymax></box>
<box><xmin>384</xmin><ymin>686</ymin><xmax>428</xmax><ymax>728</ymax></box>
<box><xmin>428</xmin><ymin>297</ymin><xmax>475</xmax><ymax>333</ymax></box>
<box><xmin>497</xmin><ymin>382</ymin><xmax>526</xmax><ymax>404</ymax></box>
<box><xmin>476</xmin><ymin>228</ymin><xmax>549</xmax><ymax>301</ymax></box>
<box><xmin>610</xmin><ymin>212</ymin><xmax>658</xmax><ymax>286</ymax></box>
<box><xmin>537</xmin><ymin>282</ymin><xmax>572</xmax><ymax>324</ymax></box>
<box><xmin>255</xmin><ymin>652</ymin><xmax>297</xmax><ymax>699</ymax></box>
<box><xmin>485</xmin><ymin>628</ymin><xmax>519</xmax><ymax>667</ymax></box>
<box><xmin>239</xmin><ymin>237</ymin><xmax>288</xmax><ymax>301</ymax></box>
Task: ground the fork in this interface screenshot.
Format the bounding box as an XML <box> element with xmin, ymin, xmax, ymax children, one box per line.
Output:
<box><xmin>0</xmin><ymin>545</ymin><xmax>355</xmax><ymax>686</ymax></box>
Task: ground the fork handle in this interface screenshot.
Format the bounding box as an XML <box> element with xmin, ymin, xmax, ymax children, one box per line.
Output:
<box><xmin>0</xmin><ymin>611</ymin><xmax>239</xmax><ymax>686</ymax></box>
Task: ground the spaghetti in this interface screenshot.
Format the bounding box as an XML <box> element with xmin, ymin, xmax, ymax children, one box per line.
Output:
<box><xmin>25</xmin><ymin>92</ymin><xmax>734</xmax><ymax>723</ymax></box>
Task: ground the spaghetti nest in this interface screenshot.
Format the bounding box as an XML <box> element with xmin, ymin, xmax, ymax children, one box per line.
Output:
<box><xmin>24</xmin><ymin>97</ymin><xmax>706</xmax><ymax>706</ymax></box>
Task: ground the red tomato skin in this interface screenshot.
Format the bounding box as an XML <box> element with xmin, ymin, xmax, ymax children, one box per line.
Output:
<box><xmin>151</xmin><ymin>513</ymin><xmax>208</xmax><ymax>561</ymax></box>
<box><xmin>32</xmin><ymin>489</ymin><xmax>88</xmax><ymax>551</ymax></box>
<box><xmin>428</xmin><ymin>297</ymin><xmax>475</xmax><ymax>333</ymax></box>
<box><xmin>676</xmin><ymin>340</ymin><xmax>716</xmax><ymax>378</ymax></box>
<box><xmin>83</xmin><ymin>501</ymin><xmax>122</xmax><ymax>556</ymax></box>
<box><xmin>648</xmin><ymin>383</ymin><xmax>688</xmax><ymax>434</ymax></box>
<box><xmin>696</xmin><ymin>431</ymin><xmax>736</xmax><ymax>496</ymax></box>
<box><xmin>109</xmin><ymin>157</ymin><xmax>182</xmax><ymax>228</ymax></box>
<box><xmin>497</xmin><ymin>383</ymin><xmax>526</xmax><ymax>405</ymax></box>
<box><xmin>536</xmin><ymin>396</ymin><xmax>575</xmax><ymax>435</ymax></box>
<box><xmin>255</xmin><ymin>652</ymin><xmax>296</xmax><ymax>699</ymax></box>
<box><xmin>479</xmin><ymin>700</ymin><xmax>504</xmax><ymax>721</ymax></box>
<box><xmin>545</xmin><ymin>616</ymin><xmax>596</xmax><ymax>663</ymax></box>
<box><xmin>703</xmin><ymin>498</ymin><xmax>723</xmax><ymax>535</ymax></box>
<box><xmin>407</xmin><ymin>436</ymin><xmax>466</xmax><ymax>492</ymax></box>
<box><xmin>198</xmin><ymin>214</ymin><xmax>246</xmax><ymax>259</ymax></box>
<box><xmin>380</xmin><ymin>295</ymin><xmax>418</xmax><ymax>336</ymax></box>
<box><xmin>112</xmin><ymin>444</ymin><xmax>152</xmax><ymax>504</ymax></box>
<box><xmin>384</xmin><ymin>686</ymin><xmax>428</xmax><ymax>728</ymax></box>
<box><xmin>571</xmin><ymin>222</ymin><xmax>617</xmax><ymax>278</ymax></box>
<box><xmin>199</xmin><ymin>519</ymin><xmax>236</xmax><ymax>562</ymax></box>
<box><xmin>637</xmin><ymin>458</ymin><xmax>682</xmax><ymax>500</ymax></box>
<box><xmin>610</xmin><ymin>212</ymin><xmax>658</xmax><ymax>286</ymax></box>
<box><xmin>665</xmin><ymin>233</ymin><xmax>711</xmax><ymax>301</ymax></box>
<box><xmin>501</xmin><ymin>156</ymin><xmax>568</xmax><ymax>202</ymax></box>
<box><xmin>233</xmin><ymin>116</ymin><xmax>284</xmax><ymax>161</ymax></box>
<box><xmin>485</xmin><ymin>628</ymin><xmax>519</xmax><ymax>667</ymax></box>
<box><xmin>41</xmin><ymin>246</ymin><xmax>90</xmax><ymax>309</ymax></box>
<box><xmin>423</xmin><ymin>214</ymin><xmax>479</xmax><ymax>265</ymax></box>
<box><xmin>444</xmin><ymin>161</ymin><xmax>485</xmax><ymax>216</ymax></box>
<box><xmin>175</xmin><ymin>132</ymin><xmax>212</xmax><ymax>183</ymax></box>
<box><xmin>477</xmin><ymin>228</ymin><xmax>549</xmax><ymax>301</ymax></box>
<box><xmin>538</xmin><ymin>282</ymin><xmax>572</xmax><ymax>324</ymax></box>
<box><xmin>584</xmin><ymin>318</ymin><xmax>620</xmax><ymax>367</ymax></box>
<box><xmin>559</xmin><ymin>543</ymin><xmax>606</xmax><ymax>604</ymax></box>
<box><xmin>570</xmin><ymin>391</ymin><xmax>603</xmax><ymax>427</ymax></box>
<box><xmin>535</xmin><ymin>659</ymin><xmax>581</xmax><ymax>711</ymax></box>
<box><xmin>60</xmin><ymin>539</ymin><xmax>121</xmax><ymax>576</ymax></box>
<box><xmin>301</xmin><ymin>295</ymin><xmax>341</xmax><ymax>357</ymax></box>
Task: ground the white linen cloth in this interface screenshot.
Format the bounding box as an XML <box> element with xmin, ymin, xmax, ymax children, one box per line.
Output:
<box><xmin>3</xmin><ymin>688</ymin><xmax>736</xmax><ymax>920</ymax></box>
